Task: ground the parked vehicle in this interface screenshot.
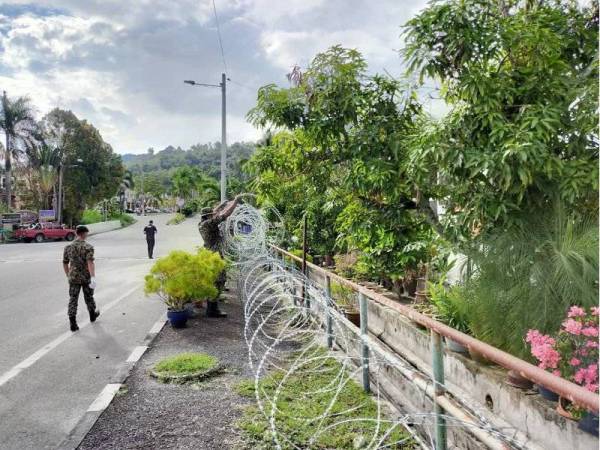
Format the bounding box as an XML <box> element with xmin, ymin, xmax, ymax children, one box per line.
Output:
<box><xmin>14</xmin><ymin>223</ymin><xmax>76</xmax><ymax>243</ymax></box>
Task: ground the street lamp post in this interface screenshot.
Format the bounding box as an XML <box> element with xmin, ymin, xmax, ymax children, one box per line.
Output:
<box><xmin>184</xmin><ymin>73</ymin><xmax>228</xmax><ymax>203</ymax></box>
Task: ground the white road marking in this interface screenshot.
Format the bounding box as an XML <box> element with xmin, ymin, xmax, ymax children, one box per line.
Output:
<box><xmin>148</xmin><ymin>314</ymin><xmax>167</xmax><ymax>335</ymax></box>
<box><xmin>0</xmin><ymin>284</ymin><xmax>141</xmax><ymax>388</ymax></box>
<box><xmin>87</xmin><ymin>383</ymin><xmax>122</xmax><ymax>412</ymax></box>
<box><xmin>126</xmin><ymin>346</ymin><xmax>148</xmax><ymax>363</ymax></box>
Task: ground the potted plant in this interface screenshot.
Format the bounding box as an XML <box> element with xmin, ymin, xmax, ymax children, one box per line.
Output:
<box><xmin>145</xmin><ymin>248</ymin><xmax>225</xmax><ymax>328</ymax></box>
<box><xmin>427</xmin><ymin>280</ymin><xmax>471</xmax><ymax>354</ymax></box>
<box><xmin>331</xmin><ymin>281</ymin><xmax>360</xmax><ymax>327</ymax></box>
<box><xmin>526</xmin><ymin>305</ymin><xmax>599</xmax><ymax>426</ymax></box>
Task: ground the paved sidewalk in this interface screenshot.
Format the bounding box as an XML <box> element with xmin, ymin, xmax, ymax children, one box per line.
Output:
<box><xmin>79</xmin><ymin>289</ymin><xmax>253</xmax><ymax>450</ymax></box>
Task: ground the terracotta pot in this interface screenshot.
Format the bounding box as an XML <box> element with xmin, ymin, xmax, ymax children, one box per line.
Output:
<box><xmin>403</xmin><ymin>277</ymin><xmax>417</xmax><ymax>297</ymax></box>
<box><xmin>506</xmin><ymin>369</ymin><xmax>534</xmax><ymax>390</ymax></box>
<box><xmin>468</xmin><ymin>347</ymin><xmax>493</xmax><ymax>365</ymax></box>
<box><xmin>344</xmin><ymin>309</ymin><xmax>361</xmax><ymax>327</ymax></box>
<box><xmin>556</xmin><ymin>396</ymin><xmax>576</xmax><ymax>420</ymax></box>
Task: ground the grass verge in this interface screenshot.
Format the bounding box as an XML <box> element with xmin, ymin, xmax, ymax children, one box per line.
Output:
<box><xmin>154</xmin><ymin>352</ymin><xmax>218</xmax><ymax>376</ymax></box>
<box><xmin>167</xmin><ymin>213</ymin><xmax>186</xmax><ymax>225</ymax></box>
<box><xmin>236</xmin><ymin>349</ymin><xmax>415</xmax><ymax>449</ymax></box>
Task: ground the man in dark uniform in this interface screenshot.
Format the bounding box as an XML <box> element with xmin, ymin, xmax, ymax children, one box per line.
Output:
<box><xmin>198</xmin><ymin>195</ymin><xmax>242</xmax><ymax>317</ymax></box>
<box><xmin>143</xmin><ymin>220</ymin><xmax>157</xmax><ymax>259</ymax></box>
<box><xmin>62</xmin><ymin>225</ymin><xmax>100</xmax><ymax>332</ymax></box>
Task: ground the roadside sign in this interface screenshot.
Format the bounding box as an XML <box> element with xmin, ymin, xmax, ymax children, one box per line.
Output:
<box><xmin>1</xmin><ymin>213</ymin><xmax>20</xmax><ymax>224</ymax></box>
<box><xmin>39</xmin><ymin>210</ymin><xmax>56</xmax><ymax>222</ymax></box>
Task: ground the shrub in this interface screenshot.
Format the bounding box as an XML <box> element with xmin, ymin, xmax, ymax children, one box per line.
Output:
<box><xmin>428</xmin><ymin>280</ymin><xmax>472</xmax><ymax>335</ymax></box>
<box><xmin>464</xmin><ymin>204</ymin><xmax>598</xmax><ymax>358</ymax></box>
<box><xmin>167</xmin><ymin>213</ymin><xmax>185</xmax><ymax>225</ymax></box>
<box><xmin>526</xmin><ymin>306</ymin><xmax>599</xmax><ymax>394</ymax></box>
<box><xmin>285</xmin><ymin>249</ymin><xmax>313</xmax><ymax>269</ymax></box>
<box><xmin>144</xmin><ymin>248</ymin><xmax>226</xmax><ymax>310</ymax></box>
<box><xmin>111</xmin><ymin>213</ymin><xmax>134</xmax><ymax>227</ymax></box>
<box><xmin>330</xmin><ymin>281</ymin><xmax>357</xmax><ymax>311</ymax></box>
<box><xmin>80</xmin><ymin>209</ymin><xmax>103</xmax><ymax>224</ymax></box>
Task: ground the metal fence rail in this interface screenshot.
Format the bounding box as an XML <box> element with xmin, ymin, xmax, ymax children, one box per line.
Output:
<box><xmin>271</xmin><ymin>244</ymin><xmax>599</xmax><ymax>416</ymax></box>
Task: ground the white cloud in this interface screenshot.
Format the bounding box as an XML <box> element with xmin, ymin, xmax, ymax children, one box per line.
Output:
<box><xmin>0</xmin><ymin>0</ymin><xmax>433</xmax><ymax>154</ymax></box>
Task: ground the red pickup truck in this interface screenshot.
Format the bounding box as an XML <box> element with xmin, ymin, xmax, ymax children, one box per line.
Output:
<box><xmin>14</xmin><ymin>223</ymin><xmax>76</xmax><ymax>243</ymax></box>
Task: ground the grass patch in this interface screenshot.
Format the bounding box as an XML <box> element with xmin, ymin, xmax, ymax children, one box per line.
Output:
<box><xmin>167</xmin><ymin>213</ymin><xmax>186</xmax><ymax>225</ymax></box>
<box><xmin>154</xmin><ymin>352</ymin><xmax>218</xmax><ymax>376</ymax></box>
<box><xmin>80</xmin><ymin>209</ymin><xmax>103</xmax><ymax>224</ymax></box>
<box><xmin>115</xmin><ymin>213</ymin><xmax>135</xmax><ymax>227</ymax></box>
<box><xmin>236</xmin><ymin>349</ymin><xmax>415</xmax><ymax>449</ymax></box>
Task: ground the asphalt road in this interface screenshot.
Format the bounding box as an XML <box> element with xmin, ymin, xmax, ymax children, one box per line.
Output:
<box><xmin>0</xmin><ymin>214</ymin><xmax>202</xmax><ymax>450</ymax></box>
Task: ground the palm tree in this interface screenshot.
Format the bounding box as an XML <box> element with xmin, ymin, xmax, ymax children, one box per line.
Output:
<box><xmin>117</xmin><ymin>170</ymin><xmax>134</xmax><ymax>211</ymax></box>
<box><xmin>37</xmin><ymin>164</ymin><xmax>58</xmax><ymax>209</ymax></box>
<box><xmin>0</xmin><ymin>91</ymin><xmax>36</xmax><ymax>208</ymax></box>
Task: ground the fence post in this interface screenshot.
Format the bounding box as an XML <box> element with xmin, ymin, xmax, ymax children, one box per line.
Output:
<box><xmin>326</xmin><ymin>275</ymin><xmax>333</xmax><ymax>349</ymax></box>
<box><xmin>359</xmin><ymin>292</ymin><xmax>370</xmax><ymax>393</ymax></box>
<box><xmin>431</xmin><ymin>330</ymin><xmax>447</xmax><ymax>450</ymax></box>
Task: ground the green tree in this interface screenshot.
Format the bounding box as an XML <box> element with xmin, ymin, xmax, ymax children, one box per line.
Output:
<box><xmin>404</xmin><ymin>0</ymin><xmax>599</xmax><ymax>241</ymax></box>
<box><xmin>248</xmin><ymin>46</ymin><xmax>434</xmax><ymax>280</ymax></box>
<box><xmin>0</xmin><ymin>92</ymin><xmax>36</xmax><ymax>208</ymax></box>
<box><xmin>43</xmin><ymin>109</ymin><xmax>124</xmax><ymax>224</ymax></box>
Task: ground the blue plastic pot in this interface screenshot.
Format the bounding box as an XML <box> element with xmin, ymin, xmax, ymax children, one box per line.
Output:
<box><xmin>578</xmin><ymin>411</ymin><xmax>599</xmax><ymax>437</ymax></box>
<box><xmin>536</xmin><ymin>384</ymin><xmax>559</xmax><ymax>402</ymax></box>
<box><xmin>167</xmin><ymin>309</ymin><xmax>188</xmax><ymax>328</ymax></box>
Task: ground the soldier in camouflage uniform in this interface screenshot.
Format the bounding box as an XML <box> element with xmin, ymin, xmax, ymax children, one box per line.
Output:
<box><xmin>198</xmin><ymin>195</ymin><xmax>242</xmax><ymax>318</ymax></box>
<box><xmin>62</xmin><ymin>225</ymin><xmax>100</xmax><ymax>331</ymax></box>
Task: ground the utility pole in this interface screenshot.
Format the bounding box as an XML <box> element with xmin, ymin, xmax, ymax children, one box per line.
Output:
<box><xmin>220</xmin><ymin>72</ymin><xmax>227</xmax><ymax>203</ymax></box>
<box><xmin>184</xmin><ymin>74</ymin><xmax>228</xmax><ymax>203</ymax></box>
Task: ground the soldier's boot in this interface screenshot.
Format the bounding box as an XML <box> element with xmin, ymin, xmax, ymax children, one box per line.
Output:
<box><xmin>206</xmin><ymin>301</ymin><xmax>227</xmax><ymax>318</ymax></box>
<box><xmin>69</xmin><ymin>317</ymin><xmax>79</xmax><ymax>332</ymax></box>
<box><xmin>90</xmin><ymin>309</ymin><xmax>100</xmax><ymax>322</ymax></box>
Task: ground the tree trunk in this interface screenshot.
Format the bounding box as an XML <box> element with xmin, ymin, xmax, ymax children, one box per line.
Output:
<box><xmin>4</xmin><ymin>133</ymin><xmax>11</xmax><ymax>209</ymax></box>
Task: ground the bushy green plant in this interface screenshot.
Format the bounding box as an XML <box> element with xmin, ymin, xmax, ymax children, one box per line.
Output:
<box><xmin>167</xmin><ymin>213</ymin><xmax>185</xmax><ymax>225</ymax></box>
<box><xmin>427</xmin><ymin>280</ymin><xmax>472</xmax><ymax>335</ymax></box>
<box><xmin>330</xmin><ymin>281</ymin><xmax>357</xmax><ymax>311</ymax></box>
<box><xmin>285</xmin><ymin>249</ymin><xmax>313</xmax><ymax>269</ymax></box>
<box><xmin>465</xmin><ymin>204</ymin><xmax>598</xmax><ymax>358</ymax></box>
<box><xmin>144</xmin><ymin>248</ymin><xmax>226</xmax><ymax>310</ymax></box>
<box><xmin>110</xmin><ymin>212</ymin><xmax>134</xmax><ymax>227</ymax></box>
<box><xmin>80</xmin><ymin>209</ymin><xmax>103</xmax><ymax>224</ymax></box>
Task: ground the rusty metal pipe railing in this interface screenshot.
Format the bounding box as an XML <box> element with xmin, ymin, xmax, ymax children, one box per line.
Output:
<box><xmin>271</xmin><ymin>245</ymin><xmax>600</xmax><ymax>413</ymax></box>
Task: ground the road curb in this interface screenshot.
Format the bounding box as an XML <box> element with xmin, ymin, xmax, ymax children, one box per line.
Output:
<box><xmin>57</xmin><ymin>313</ymin><xmax>167</xmax><ymax>450</ymax></box>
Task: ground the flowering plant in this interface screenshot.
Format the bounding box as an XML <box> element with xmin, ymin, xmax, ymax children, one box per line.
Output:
<box><xmin>526</xmin><ymin>306</ymin><xmax>599</xmax><ymax>396</ymax></box>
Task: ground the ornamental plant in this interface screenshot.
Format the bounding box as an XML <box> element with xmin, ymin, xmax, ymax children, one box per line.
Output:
<box><xmin>526</xmin><ymin>306</ymin><xmax>599</xmax><ymax>395</ymax></box>
<box><xmin>144</xmin><ymin>248</ymin><xmax>226</xmax><ymax>310</ymax></box>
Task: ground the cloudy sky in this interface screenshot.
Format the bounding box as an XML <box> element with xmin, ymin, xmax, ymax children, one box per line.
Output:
<box><xmin>0</xmin><ymin>0</ymin><xmax>430</xmax><ymax>154</ymax></box>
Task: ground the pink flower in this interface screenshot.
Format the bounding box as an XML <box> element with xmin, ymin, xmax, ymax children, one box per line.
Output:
<box><xmin>563</xmin><ymin>318</ymin><xmax>583</xmax><ymax>335</ymax></box>
<box><xmin>552</xmin><ymin>370</ymin><xmax>561</xmax><ymax>377</ymax></box>
<box><xmin>575</xmin><ymin>368</ymin><xmax>587</xmax><ymax>384</ymax></box>
<box><xmin>570</xmin><ymin>358</ymin><xmax>581</xmax><ymax>366</ymax></box>
<box><xmin>586</xmin><ymin>340</ymin><xmax>599</xmax><ymax>348</ymax></box>
<box><xmin>568</xmin><ymin>306</ymin><xmax>586</xmax><ymax>318</ymax></box>
<box><xmin>592</xmin><ymin>307</ymin><xmax>600</xmax><ymax>316</ymax></box>
<box><xmin>585</xmin><ymin>383</ymin><xmax>598</xmax><ymax>393</ymax></box>
<box><xmin>582</xmin><ymin>326</ymin><xmax>599</xmax><ymax>337</ymax></box>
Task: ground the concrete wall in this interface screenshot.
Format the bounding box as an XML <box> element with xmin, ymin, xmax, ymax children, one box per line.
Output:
<box><xmin>305</xmin><ymin>267</ymin><xmax>598</xmax><ymax>450</ymax></box>
<box><xmin>86</xmin><ymin>220</ymin><xmax>122</xmax><ymax>236</ymax></box>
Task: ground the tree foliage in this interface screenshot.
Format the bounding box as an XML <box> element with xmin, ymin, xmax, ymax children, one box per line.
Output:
<box><xmin>248</xmin><ymin>46</ymin><xmax>437</xmax><ymax>279</ymax></box>
<box><xmin>404</xmin><ymin>0</ymin><xmax>599</xmax><ymax>241</ymax></box>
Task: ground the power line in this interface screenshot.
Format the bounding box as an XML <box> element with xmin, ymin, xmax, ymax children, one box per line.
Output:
<box><xmin>211</xmin><ymin>0</ymin><xmax>227</xmax><ymax>73</ymax></box>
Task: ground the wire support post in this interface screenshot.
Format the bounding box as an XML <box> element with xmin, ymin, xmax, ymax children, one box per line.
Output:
<box><xmin>326</xmin><ymin>275</ymin><xmax>333</xmax><ymax>349</ymax></box>
<box><xmin>431</xmin><ymin>330</ymin><xmax>447</xmax><ymax>450</ymax></box>
<box><xmin>359</xmin><ymin>292</ymin><xmax>370</xmax><ymax>393</ymax></box>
